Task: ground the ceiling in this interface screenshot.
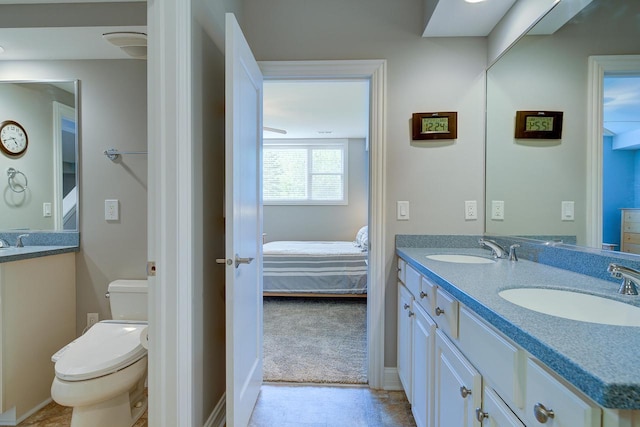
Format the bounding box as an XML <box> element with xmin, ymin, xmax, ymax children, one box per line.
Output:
<box><xmin>423</xmin><ymin>0</ymin><xmax>518</xmax><ymax>37</ymax></box>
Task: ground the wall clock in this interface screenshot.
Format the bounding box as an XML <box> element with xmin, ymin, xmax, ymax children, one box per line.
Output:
<box><xmin>412</xmin><ymin>112</ymin><xmax>457</xmax><ymax>140</ymax></box>
<box><xmin>0</xmin><ymin>120</ymin><xmax>28</xmax><ymax>157</ymax></box>
<box><xmin>514</xmin><ymin>111</ymin><xmax>563</xmax><ymax>139</ymax></box>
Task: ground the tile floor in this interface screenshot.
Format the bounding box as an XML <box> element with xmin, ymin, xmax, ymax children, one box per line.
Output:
<box><xmin>249</xmin><ymin>384</ymin><xmax>416</xmax><ymax>427</ymax></box>
<box><xmin>17</xmin><ymin>401</ymin><xmax>147</xmax><ymax>427</ymax></box>
<box><xmin>17</xmin><ymin>384</ymin><xmax>414</xmax><ymax>426</ymax></box>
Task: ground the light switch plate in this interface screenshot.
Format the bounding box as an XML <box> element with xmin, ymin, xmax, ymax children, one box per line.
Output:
<box><xmin>105</xmin><ymin>199</ymin><xmax>119</xmax><ymax>221</ymax></box>
<box><xmin>397</xmin><ymin>201</ymin><xmax>410</xmax><ymax>221</ymax></box>
<box><xmin>561</xmin><ymin>201</ymin><xmax>575</xmax><ymax>221</ymax></box>
<box><xmin>43</xmin><ymin>202</ymin><xmax>52</xmax><ymax>217</ymax></box>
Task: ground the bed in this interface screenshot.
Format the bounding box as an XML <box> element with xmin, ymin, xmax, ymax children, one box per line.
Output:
<box><xmin>263</xmin><ymin>233</ymin><xmax>368</xmax><ymax>297</ymax></box>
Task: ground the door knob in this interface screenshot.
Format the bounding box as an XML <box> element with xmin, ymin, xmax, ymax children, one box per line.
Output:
<box><xmin>216</xmin><ymin>258</ymin><xmax>233</xmax><ymax>266</ymax></box>
<box><xmin>234</xmin><ymin>254</ymin><xmax>254</xmax><ymax>268</ymax></box>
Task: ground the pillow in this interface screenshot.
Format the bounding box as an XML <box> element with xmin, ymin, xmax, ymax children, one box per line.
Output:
<box><xmin>354</xmin><ymin>226</ymin><xmax>368</xmax><ymax>250</ymax></box>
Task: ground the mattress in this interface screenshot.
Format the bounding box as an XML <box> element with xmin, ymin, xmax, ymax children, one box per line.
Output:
<box><xmin>263</xmin><ymin>241</ymin><xmax>368</xmax><ymax>294</ymax></box>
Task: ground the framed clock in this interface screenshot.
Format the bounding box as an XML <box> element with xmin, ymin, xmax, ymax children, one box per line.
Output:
<box><xmin>0</xmin><ymin>120</ymin><xmax>28</xmax><ymax>157</ymax></box>
<box><xmin>515</xmin><ymin>111</ymin><xmax>563</xmax><ymax>139</ymax></box>
<box><xmin>412</xmin><ymin>112</ymin><xmax>457</xmax><ymax>140</ymax></box>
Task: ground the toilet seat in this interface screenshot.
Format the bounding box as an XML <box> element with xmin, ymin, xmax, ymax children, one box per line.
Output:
<box><xmin>55</xmin><ymin>321</ymin><xmax>147</xmax><ymax>382</ymax></box>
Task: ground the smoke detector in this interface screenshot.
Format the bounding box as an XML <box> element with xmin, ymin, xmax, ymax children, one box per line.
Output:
<box><xmin>103</xmin><ymin>32</ymin><xmax>147</xmax><ymax>60</ymax></box>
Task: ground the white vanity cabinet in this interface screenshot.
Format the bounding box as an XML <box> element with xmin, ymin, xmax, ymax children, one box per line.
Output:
<box><xmin>397</xmin><ymin>257</ymin><xmax>605</xmax><ymax>427</ymax></box>
<box><xmin>411</xmin><ymin>302</ymin><xmax>436</xmax><ymax>427</ymax></box>
<box><xmin>398</xmin><ymin>282</ymin><xmax>414</xmax><ymax>402</ymax></box>
<box><xmin>0</xmin><ymin>253</ymin><xmax>76</xmax><ymax>424</ymax></box>
<box><xmin>434</xmin><ymin>329</ymin><xmax>482</xmax><ymax>427</ymax></box>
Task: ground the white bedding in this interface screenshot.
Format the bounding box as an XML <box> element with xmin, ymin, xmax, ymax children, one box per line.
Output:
<box><xmin>263</xmin><ymin>241</ymin><xmax>366</xmax><ymax>256</ymax></box>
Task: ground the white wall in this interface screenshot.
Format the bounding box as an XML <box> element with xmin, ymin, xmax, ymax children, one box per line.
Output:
<box><xmin>0</xmin><ymin>60</ymin><xmax>147</xmax><ymax>335</ymax></box>
<box><xmin>241</xmin><ymin>0</ymin><xmax>487</xmax><ymax>368</ymax></box>
<box><xmin>263</xmin><ymin>138</ymin><xmax>368</xmax><ymax>242</ymax></box>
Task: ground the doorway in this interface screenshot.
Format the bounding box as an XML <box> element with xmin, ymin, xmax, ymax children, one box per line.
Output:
<box><xmin>262</xmin><ymin>79</ymin><xmax>370</xmax><ymax>384</ymax></box>
<box><xmin>259</xmin><ymin>60</ymin><xmax>387</xmax><ymax>388</ymax></box>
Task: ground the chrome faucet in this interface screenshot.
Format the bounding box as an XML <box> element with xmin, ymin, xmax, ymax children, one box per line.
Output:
<box><xmin>508</xmin><ymin>244</ymin><xmax>520</xmax><ymax>261</ymax></box>
<box><xmin>479</xmin><ymin>238</ymin><xmax>506</xmax><ymax>259</ymax></box>
<box><xmin>16</xmin><ymin>234</ymin><xmax>29</xmax><ymax>248</ymax></box>
<box><xmin>607</xmin><ymin>263</ymin><xmax>640</xmax><ymax>295</ymax></box>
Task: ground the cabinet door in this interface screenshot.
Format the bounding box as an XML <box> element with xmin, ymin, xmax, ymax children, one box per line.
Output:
<box><xmin>435</xmin><ymin>330</ymin><xmax>482</xmax><ymax>427</ymax></box>
<box><xmin>479</xmin><ymin>386</ymin><xmax>525</xmax><ymax>427</ymax></box>
<box><xmin>412</xmin><ymin>303</ymin><xmax>437</xmax><ymax>427</ymax></box>
<box><xmin>398</xmin><ymin>283</ymin><xmax>414</xmax><ymax>401</ymax></box>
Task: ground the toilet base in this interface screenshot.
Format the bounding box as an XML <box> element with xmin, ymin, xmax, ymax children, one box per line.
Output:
<box><xmin>69</xmin><ymin>376</ymin><xmax>147</xmax><ymax>427</ymax></box>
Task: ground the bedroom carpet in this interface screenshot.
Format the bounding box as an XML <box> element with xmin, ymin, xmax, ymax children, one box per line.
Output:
<box><xmin>263</xmin><ymin>297</ymin><xmax>367</xmax><ymax>384</ymax></box>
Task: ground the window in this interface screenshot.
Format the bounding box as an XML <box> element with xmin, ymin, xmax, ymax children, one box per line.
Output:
<box><xmin>263</xmin><ymin>139</ymin><xmax>348</xmax><ymax>205</ymax></box>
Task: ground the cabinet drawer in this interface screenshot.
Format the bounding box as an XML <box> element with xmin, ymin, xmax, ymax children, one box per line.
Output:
<box><xmin>397</xmin><ymin>258</ymin><xmax>406</xmax><ymax>284</ymax></box>
<box><xmin>622</xmin><ymin>242</ymin><xmax>640</xmax><ymax>255</ymax></box>
<box><xmin>482</xmin><ymin>386</ymin><xmax>525</xmax><ymax>427</ymax></box>
<box><xmin>416</xmin><ymin>275</ymin><xmax>437</xmax><ymax>316</ymax></box>
<box><xmin>623</xmin><ymin>232</ymin><xmax>640</xmax><ymax>245</ymax></box>
<box><xmin>434</xmin><ymin>288</ymin><xmax>458</xmax><ymax>339</ymax></box>
<box><xmin>524</xmin><ymin>359</ymin><xmax>600</xmax><ymax>427</ymax></box>
<box><xmin>623</xmin><ymin>222</ymin><xmax>640</xmax><ymax>233</ymax></box>
<box><xmin>405</xmin><ymin>264</ymin><xmax>421</xmax><ymax>297</ymax></box>
<box><xmin>623</xmin><ymin>210</ymin><xmax>640</xmax><ymax>223</ymax></box>
<box><xmin>458</xmin><ymin>306</ymin><xmax>524</xmax><ymax>409</ymax></box>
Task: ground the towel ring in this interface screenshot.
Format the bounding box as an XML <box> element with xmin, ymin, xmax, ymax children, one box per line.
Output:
<box><xmin>7</xmin><ymin>167</ymin><xmax>28</xmax><ymax>193</ymax></box>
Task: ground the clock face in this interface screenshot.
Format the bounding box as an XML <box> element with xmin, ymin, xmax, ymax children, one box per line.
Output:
<box><xmin>525</xmin><ymin>116</ymin><xmax>554</xmax><ymax>132</ymax></box>
<box><xmin>421</xmin><ymin>117</ymin><xmax>449</xmax><ymax>134</ymax></box>
<box><xmin>0</xmin><ymin>121</ymin><xmax>28</xmax><ymax>156</ymax></box>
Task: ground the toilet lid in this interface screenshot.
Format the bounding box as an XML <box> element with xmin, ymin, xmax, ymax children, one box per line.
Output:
<box><xmin>55</xmin><ymin>321</ymin><xmax>148</xmax><ymax>381</ymax></box>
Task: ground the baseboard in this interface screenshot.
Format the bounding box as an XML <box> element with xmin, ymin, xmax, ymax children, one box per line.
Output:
<box><xmin>383</xmin><ymin>367</ymin><xmax>403</xmax><ymax>391</ymax></box>
<box><xmin>204</xmin><ymin>392</ymin><xmax>226</xmax><ymax>427</ymax></box>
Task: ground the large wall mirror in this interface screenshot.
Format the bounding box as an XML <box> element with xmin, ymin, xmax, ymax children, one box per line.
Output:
<box><xmin>0</xmin><ymin>81</ymin><xmax>78</xmax><ymax>231</ymax></box>
<box><xmin>485</xmin><ymin>0</ymin><xmax>639</xmax><ymax>253</ymax></box>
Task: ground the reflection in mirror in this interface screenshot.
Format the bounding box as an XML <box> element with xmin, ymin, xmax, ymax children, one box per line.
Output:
<box><xmin>0</xmin><ymin>81</ymin><xmax>78</xmax><ymax>231</ymax></box>
<box><xmin>485</xmin><ymin>0</ymin><xmax>639</xmax><ymax>252</ymax></box>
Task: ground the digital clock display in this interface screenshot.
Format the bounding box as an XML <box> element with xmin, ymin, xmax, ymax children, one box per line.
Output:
<box><xmin>525</xmin><ymin>116</ymin><xmax>554</xmax><ymax>132</ymax></box>
<box><xmin>421</xmin><ymin>117</ymin><xmax>449</xmax><ymax>134</ymax></box>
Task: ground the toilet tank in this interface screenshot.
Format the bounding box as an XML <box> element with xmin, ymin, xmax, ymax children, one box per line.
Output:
<box><xmin>108</xmin><ymin>279</ymin><xmax>148</xmax><ymax>321</ymax></box>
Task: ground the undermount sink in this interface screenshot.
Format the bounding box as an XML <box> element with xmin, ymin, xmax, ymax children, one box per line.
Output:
<box><xmin>499</xmin><ymin>288</ymin><xmax>640</xmax><ymax>327</ymax></box>
<box><xmin>426</xmin><ymin>254</ymin><xmax>495</xmax><ymax>264</ymax></box>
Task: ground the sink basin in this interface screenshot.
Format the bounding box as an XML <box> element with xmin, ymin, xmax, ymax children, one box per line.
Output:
<box><xmin>426</xmin><ymin>254</ymin><xmax>495</xmax><ymax>264</ymax></box>
<box><xmin>499</xmin><ymin>288</ymin><xmax>640</xmax><ymax>326</ymax></box>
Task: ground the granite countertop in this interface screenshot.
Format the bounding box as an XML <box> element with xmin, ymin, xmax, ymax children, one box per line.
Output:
<box><xmin>0</xmin><ymin>245</ymin><xmax>78</xmax><ymax>263</ymax></box>
<box><xmin>396</xmin><ymin>246</ymin><xmax>640</xmax><ymax>410</ymax></box>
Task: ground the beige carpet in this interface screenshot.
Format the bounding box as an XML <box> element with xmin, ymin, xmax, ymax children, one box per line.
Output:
<box><xmin>263</xmin><ymin>297</ymin><xmax>367</xmax><ymax>384</ymax></box>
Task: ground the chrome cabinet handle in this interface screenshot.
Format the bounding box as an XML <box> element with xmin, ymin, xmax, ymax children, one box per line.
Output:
<box><xmin>533</xmin><ymin>403</ymin><xmax>555</xmax><ymax>423</ymax></box>
<box><xmin>419</xmin><ymin>291</ymin><xmax>428</xmax><ymax>299</ymax></box>
<box><xmin>403</xmin><ymin>303</ymin><xmax>410</xmax><ymax>310</ymax></box>
<box><xmin>460</xmin><ymin>386</ymin><xmax>472</xmax><ymax>398</ymax></box>
<box><xmin>435</xmin><ymin>307</ymin><xmax>445</xmax><ymax>316</ymax></box>
<box><xmin>475</xmin><ymin>408</ymin><xmax>489</xmax><ymax>422</ymax></box>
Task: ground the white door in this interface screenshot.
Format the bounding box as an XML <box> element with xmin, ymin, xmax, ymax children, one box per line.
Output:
<box><xmin>224</xmin><ymin>13</ymin><xmax>264</xmax><ymax>427</ymax></box>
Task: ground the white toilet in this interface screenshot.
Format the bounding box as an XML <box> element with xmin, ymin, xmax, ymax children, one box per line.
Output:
<box><xmin>51</xmin><ymin>280</ymin><xmax>148</xmax><ymax>427</ymax></box>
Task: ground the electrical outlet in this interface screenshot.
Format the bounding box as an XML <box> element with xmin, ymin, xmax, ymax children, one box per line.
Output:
<box><xmin>464</xmin><ymin>200</ymin><xmax>477</xmax><ymax>220</ymax></box>
<box><xmin>105</xmin><ymin>199</ymin><xmax>119</xmax><ymax>221</ymax></box>
<box><xmin>87</xmin><ymin>312</ymin><xmax>99</xmax><ymax>329</ymax></box>
<box><xmin>491</xmin><ymin>200</ymin><xmax>505</xmax><ymax>220</ymax></box>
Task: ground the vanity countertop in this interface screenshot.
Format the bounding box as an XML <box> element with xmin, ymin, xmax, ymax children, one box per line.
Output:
<box><xmin>397</xmin><ymin>246</ymin><xmax>640</xmax><ymax>410</ymax></box>
<box><xmin>0</xmin><ymin>245</ymin><xmax>78</xmax><ymax>263</ymax></box>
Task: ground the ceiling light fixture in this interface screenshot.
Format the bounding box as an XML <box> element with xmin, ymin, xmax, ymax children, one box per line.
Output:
<box><xmin>464</xmin><ymin>0</ymin><xmax>486</xmax><ymax>3</ymax></box>
<box><xmin>102</xmin><ymin>32</ymin><xmax>147</xmax><ymax>60</ymax></box>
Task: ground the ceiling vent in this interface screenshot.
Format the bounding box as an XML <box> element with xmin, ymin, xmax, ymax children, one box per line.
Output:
<box><xmin>102</xmin><ymin>32</ymin><xmax>147</xmax><ymax>60</ymax></box>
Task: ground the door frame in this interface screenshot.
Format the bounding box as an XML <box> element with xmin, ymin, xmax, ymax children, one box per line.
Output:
<box><xmin>259</xmin><ymin>60</ymin><xmax>387</xmax><ymax>388</ymax></box>
<box><xmin>586</xmin><ymin>55</ymin><xmax>640</xmax><ymax>248</ymax></box>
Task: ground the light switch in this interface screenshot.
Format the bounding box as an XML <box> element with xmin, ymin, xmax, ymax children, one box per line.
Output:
<box><xmin>397</xmin><ymin>201</ymin><xmax>410</xmax><ymax>221</ymax></box>
<box><xmin>561</xmin><ymin>201</ymin><xmax>574</xmax><ymax>221</ymax></box>
<box><xmin>43</xmin><ymin>202</ymin><xmax>52</xmax><ymax>217</ymax></box>
<box><xmin>105</xmin><ymin>199</ymin><xmax>119</xmax><ymax>221</ymax></box>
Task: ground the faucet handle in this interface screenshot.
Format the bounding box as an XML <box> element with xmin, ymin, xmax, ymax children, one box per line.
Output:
<box><xmin>16</xmin><ymin>233</ymin><xmax>29</xmax><ymax>248</ymax></box>
<box><xmin>508</xmin><ymin>244</ymin><xmax>520</xmax><ymax>261</ymax></box>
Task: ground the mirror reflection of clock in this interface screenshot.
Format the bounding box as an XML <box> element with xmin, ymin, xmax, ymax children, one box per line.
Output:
<box><xmin>421</xmin><ymin>117</ymin><xmax>449</xmax><ymax>134</ymax></box>
<box><xmin>0</xmin><ymin>120</ymin><xmax>28</xmax><ymax>156</ymax></box>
